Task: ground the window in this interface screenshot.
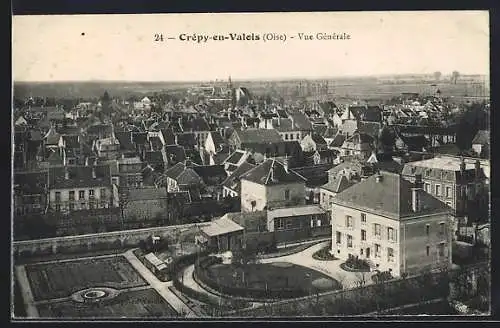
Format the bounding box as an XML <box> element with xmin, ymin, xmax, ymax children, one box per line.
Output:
<box><xmin>435</xmin><ymin>184</ymin><xmax>441</xmax><ymax>196</ymax></box>
<box><xmin>277</xmin><ymin>218</ymin><xmax>284</xmax><ymax>230</ymax></box>
<box><xmin>446</xmin><ymin>186</ymin><xmax>452</xmax><ymax>198</ymax></box>
<box><xmin>424</xmin><ymin>183</ymin><xmax>430</xmax><ymax>193</ymax></box>
<box><xmin>69</xmin><ymin>203</ymin><xmax>75</xmax><ymax>211</ymax></box>
<box><xmin>285</xmin><ymin>134</ymin><xmax>289</xmax><ymax>140</ymax></box>
<box><xmin>361</xmin><ymin>213</ymin><xmax>366</xmax><ymax>223</ymax></box>
<box><xmin>80</xmin><ymin>202</ymin><xmax>86</xmax><ymax>209</ymax></box>
<box><xmin>336</xmin><ymin>231</ymin><xmax>342</xmax><ymax>244</ymax></box>
<box><xmin>284</xmin><ymin>189</ymin><xmax>290</xmax><ymax>200</ymax></box>
<box><xmin>426</xmin><ymin>245</ymin><xmax>430</xmax><ymax>256</ymax></box>
<box><xmin>439</xmin><ymin>222</ymin><xmax>445</xmax><ymax>235</ymax></box>
<box><xmin>375</xmin><ymin>244</ymin><xmax>381</xmax><ymax>257</ymax></box>
<box><xmin>89</xmin><ymin>189</ymin><xmax>95</xmax><ymax>197</ymax></box>
<box><xmin>310</xmin><ymin>219</ymin><xmax>315</xmax><ymax>228</ymax></box>
<box><xmin>286</xmin><ymin>220</ymin><xmax>293</xmax><ymax>229</ymax></box>
<box><xmin>69</xmin><ymin>190</ymin><xmax>75</xmax><ymax>201</ymax></box>
<box><xmin>387</xmin><ymin>247</ymin><xmax>394</xmax><ymax>262</ymax></box>
<box><xmin>316</xmin><ymin>219</ymin><xmax>322</xmax><ymax>227</ymax></box>
<box><xmin>347</xmin><ymin>235</ymin><xmax>353</xmax><ymax>248</ymax></box>
<box><xmin>438</xmin><ymin>243</ymin><xmax>445</xmax><ymax>257</ymax></box>
<box><xmin>373</xmin><ymin>223</ymin><xmax>381</xmax><ymax>238</ymax></box>
<box><xmin>426</xmin><ymin>224</ymin><xmax>430</xmax><ymax>236</ymax></box>
<box><xmin>387</xmin><ymin>227</ymin><xmax>396</xmax><ymax>242</ymax></box>
<box><xmin>100</xmin><ymin>188</ymin><xmax>107</xmax><ymax>199</ymax></box>
<box><xmin>55</xmin><ymin>192</ymin><xmax>61</xmax><ymax>202</ymax></box>
<box><xmin>79</xmin><ymin>190</ymin><xmax>85</xmax><ymax>200</ymax></box>
<box><xmin>322</xmin><ymin>193</ymin><xmax>326</xmax><ymax>203</ymax></box>
<box><xmin>346</xmin><ymin>215</ymin><xmax>353</xmax><ymax>228</ymax></box>
<box><xmin>361</xmin><ymin>229</ymin><xmax>366</xmax><ymax>241</ymax></box>
<box><xmin>297</xmin><ymin>133</ymin><xmax>300</xmax><ymax>140</ymax></box>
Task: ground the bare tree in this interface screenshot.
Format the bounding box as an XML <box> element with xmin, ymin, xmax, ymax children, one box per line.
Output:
<box><xmin>452</xmin><ymin>71</ymin><xmax>460</xmax><ymax>84</ymax></box>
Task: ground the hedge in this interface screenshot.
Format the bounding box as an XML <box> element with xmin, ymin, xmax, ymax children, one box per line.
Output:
<box><xmin>194</xmin><ymin>256</ymin><xmax>311</xmax><ymax>300</ymax></box>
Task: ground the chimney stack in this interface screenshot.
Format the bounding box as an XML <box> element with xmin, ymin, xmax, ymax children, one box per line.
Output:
<box><xmin>460</xmin><ymin>157</ymin><xmax>466</xmax><ymax>174</ymax></box>
<box><xmin>92</xmin><ymin>166</ymin><xmax>97</xmax><ymax>179</ymax></box>
<box><xmin>411</xmin><ymin>187</ymin><xmax>421</xmax><ymax>212</ymax></box>
<box><xmin>64</xmin><ymin>167</ymin><xmax>70</xmax><ymax>180</ymax></box>
<box><xmin>174</xmin><ymin>134</ymin><xmax>179</xmax><ymax>145</ymax></box>
<box><xmin>475</xmin><ymin>160</ymin><xmax>481</xmax><ymax>178</ymax></box>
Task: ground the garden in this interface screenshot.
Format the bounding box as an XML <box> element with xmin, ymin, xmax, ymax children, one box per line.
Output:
<box><xmin>194</xmin><ymin>256</ymin><xmax>342</xmax><ymax>300</ymax></box>
<box><xmin>36</xmin><ymin>288</ymin><xmax>179</xmax><ymax>318</ymax></box>
<box><xmin>25</xmin><ymin>256</ymin><xmax>147</xmax><ymax>301</ymax></box>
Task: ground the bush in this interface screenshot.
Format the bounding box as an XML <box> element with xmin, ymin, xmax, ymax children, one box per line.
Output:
<box><xmin>341</xmin><ymin>254</ymin><xmax>370</xmax><ymax>272</ymax></box>
<box><xmin>312</xmin><ymin>245</ymin><xmax>337</xmax><ymax>261</ymax></box>
<box><xmin>372</xmin><ymin>270</ymin><xmax>393</xmax><ymax>284</ymax></box>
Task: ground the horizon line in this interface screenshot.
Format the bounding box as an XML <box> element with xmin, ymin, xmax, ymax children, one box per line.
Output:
<box><xmin>13</xmin><ymin>72</ymin><xmax>490</xmax><ymax>84</ymax></box>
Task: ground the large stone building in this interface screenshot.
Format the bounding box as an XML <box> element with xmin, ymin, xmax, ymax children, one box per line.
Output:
<box><xmin>239</xmin><ymin>159</ymin><xmax>306</xmax><ymax>212</ymax></box>
<box><xmin>331</xmin><ymin>171</ymin><xmax>453</xmax><ymax>277</ymax></box>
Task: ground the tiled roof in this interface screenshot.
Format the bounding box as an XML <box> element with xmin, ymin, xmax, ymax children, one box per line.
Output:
<box><xmin>144</xmin><ymin>151</ymin><xmax>164</xmax><ymax>163</ymax></box>
<box><xmin>182</xmin><ymin>118</ymin><xmax>210</xmax><ymax>132</ymax></box>
<box><xmin>223</xmin><ymin>211</ymin><xmax>267</xmax><ymax>232</ymax></box>
<box><xmin>161</xmin><ymin>128</ymin><xmax>176</xmax><ymax>145</ymax></box>
<box><xmin>114</xmin><ymin>131</ymin><xmax>135</xmax><ymax>151</ymax></box>
<box><xmin>62</xmin><ymin>135</ymin><xmax>80</xmax><ymax>149</ymax></box>
<box><xmin>124</xmin><ymin>186</ymin><xmax>168</xmax><ymax>201</ymax></box>
<box><xmin>330</xmin><ymin>132</ymin><xmax>346</xmax><ymax>147</ymax></box>
<box><xmin>333</xmin><ymin>171</ymin><xmax>450</xmax><ymax>219</ymax></box>
<box><xmin>208</xmin><ymin>131</ymin><xmax>226</xmax><ymax>148</ymax></box>
<box><xmin>132</xmin><ymin>132</ymin><xmax>148</xmax><ymax>145</ymax></box>
<box><xmin>357</xmin><ymin>121</ymin><xmax>381</xmax><ymax>138</ymax></box>
<box><xmin>311</xmin><ymin>133</ymin><xmax>327</xmax><ymax>145</ymax></box>
<box><xmin>241</xmin><ymin>159</ymin><xmax>306</xmax><ymax>186</ymax></box>
<box><xmin>176</xmin><ymin>133</ymin><xmax>197</xmax><ymax>148</ymax></box>
<box><xmin>149</xmin><ymin>136</ymin><xmax>164</xmax><ymax>151</ymax></box>
<box><xmin>224</xmin><ymin>150</ymin><xmax>246</xmax><ymax>165</ymax></box>
<box><xmin>165</xmin><ymin>145</ymin><xmax>186</xmax><ymax>164</ymax></box>
<box><xmin>48</xmin><ymin>164</ymin><xmax>112</xmax><ymax>189</ymax></box>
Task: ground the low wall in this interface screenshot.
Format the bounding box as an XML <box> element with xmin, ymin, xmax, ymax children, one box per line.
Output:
<box><xmin>13</xmin><ymin>222</ymin><xmax>210</xmax><ymax>258</ymax></box>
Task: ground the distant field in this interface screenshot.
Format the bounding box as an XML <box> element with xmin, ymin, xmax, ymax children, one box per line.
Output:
<box><xmin>25</xmin><ymin>256</ymin><xmax>147</xmax><ymax>301</ymax></box>
<box><xmin>36</xmin><ymin>288</ymin><xmax>178</xmax><ymax>318</ymax></box>
<box><xmin>13</xmin><ymin>77</ymin><xmax>488</xmax><ymax>100</ymax></box>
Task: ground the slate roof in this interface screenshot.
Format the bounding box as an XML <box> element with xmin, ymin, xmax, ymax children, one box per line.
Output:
<box><xmin>330</xmin><ymin>132</ymin><xmax>346</xmax><ymax>147</ymax></box>
<box><xmin>472</xmin><ymin>130</ymin><xmax>490</xmax><ymax>145</ymax></box>
<box><xmin>208</xmin><ymin>131</ymin><xmax>226</xmax><ymax>148</ymax></box>
<box><xmin>149</xmin><ymin>136</ymin><xmax>164</xmax><ymax>151</ymax></box>
<box><xmin>267</xmin><ymin>205</ymin><xmax>326</xmax><ymax>220</ymax></box>
<box><xmin>14</xmin><ymin>171</ymin><xmax>48</xmax><ymax>194</ymax></box>
<box><xmin>321</xmin><ymin>174</ymin><xmax>352</xmax><ymax>193</ymax></box>
<box><xmin>144</xmin><ymin>151</ymin><xmax>164</xmax><ymax>164</ymax></box>
<box><xmin>176</xmin><ymin>133</ymin><xmax>197</xmax><ymax>148</ymax></box>
<box><xmin>224</xmin><ymin>150</ymin><xmax>246</xmax><ymax>165</ymax></box>
<box><xmin>163</xmin><ymin>162</ymin><xmax>204</xmax><ymax>186</ymax></box>
<box><xmin>222</xmin><ymin>162</ymin><xmax>256</xmax><ymax>192</ymax></box>
<box><xmin>333</xmin><ymin>171</ymin><xmax>450</xmax><ymax>219</ymax></box>
<box><xmin>241</xmin><ymin>159</ymin><xmax>306</xmax><ymax>186</ymax></box>
<box><xmin>345</xmin><ymin>132</ymin><xmax>374</xmax><ymax>145</ymax></box>
<box><xmin>234</xmin><ymin>128</ymin><xmax>283</xmax><ymax>144</ymax></box>
<box><xmin>401</xmin><ymin>157</ymin><xmax>483</xmax><ymax>183</ymax></box>
<box><xmin>161</xmin><ymin>128</ymin><xmax>176</xmax><ymax>145</ymax></box>
<box><xmin>115</xmin><ymin>131</ymin><xmax>136</xmax><ymax>151</ymax></box>
<box><xmin>348</xmin><ymin>105</ymin><xmax>382</xmax><ymax>122</ymax></box>
<box><xmin>202</xmin><ymin>217</ymin><xmax>244</xmax><ymax>237</ymax></box>
<box><xmin>124</xmin><ymin>187</ymin><xmax>168</xmax><ymax>201</ymax></box>
<box><xmin>132</xmin><ymin>132</ymin><xmax>148</xmax><ymax>145</ymax></box>
<box><xmin>165</xmin><ymin>145</ymin><xmax>186</xmax><ymax>164</ymax></box>
<box><xmin>289</xmin><ymin>112</ymin><xmax>313</xmax><ymax>131</ymax></box>
<box><xmin>311</xmin><ymin>133</ymin><xmax>327</xmax><ymax>145</ymax></box>
<box><xmin>182</xmin><ymin>117</ymin><xmax>210</xmax><ymax>132</ymax></box>
<box><xmin>48</xmin><ymin>164</ymin><xmax>112</xmax><ymax>189</ymax></box>
<box><xmin>61</xmin><ymin>135</ymin><xmax>80</xmax><ymax>149</ymax></box>
<box><xmin>357</xmin><ymin>121</ymin><xmax>381</xmax><ymax>138</ymax></box>
<box><xmin>192</xmin><ymin>165</ymin><xmax>227</xmax><ymax>186</ymax></box>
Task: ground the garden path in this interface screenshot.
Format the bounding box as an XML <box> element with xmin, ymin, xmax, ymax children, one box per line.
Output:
<box><xmin>123</xmin><ymin>249</ymin><xmax>196</xmax><ymax>318</ymax></box>
<box><xmin>259</xmin><ymin>241</ymin><xmax>376</xmax><ymax>289</ymax></box>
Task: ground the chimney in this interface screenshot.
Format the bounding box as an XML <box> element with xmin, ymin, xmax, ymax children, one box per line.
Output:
<box><xmin>174</xmin><ymin>134</ymin><xmax>179</xmax><ymax>145</ymax></box>
<box><xmin>283</xmin><ymin>157</ymin><xmax>289</xmax><ymax>173</ymax></box>
<box><xmin>475</xmin><ymin>160</ymin><xmax>481</xmax><ymax>178</ymax></box>
<box><xmin>411</xmin><ymin>188</ymin><xmax>421</xmax><ymax>212</ymax></box>
<box><xmin>92</xmin><ymin>166</ymin><xmax>97</xmax><ymax>179</ymax></box>
<box><xmin>64</xmin><ymin>167</ymin><xmax>70</xmax><ymax>180</ymax></box>
<box><xmin>460</xmin><ymin>157</ymin><xmax>466</xmax><ymax>173</ymax></box>
<box><xmin>277</xmin><ymin>117</ymin><xmax>281</xmax><ymax>127</ymax></box>
<box><xmin>290</xmin><ymin>116</ymin><xmax>295</xmax><ymax>129</ymax></box>
<box><xmin>414</xmin><ymin>173</ymin><xmax>423</xmax><ymax>189</ymax></box>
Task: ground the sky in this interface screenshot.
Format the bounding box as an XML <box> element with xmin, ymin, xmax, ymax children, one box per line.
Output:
<box><xmin>12</xmin><ymin>11</ymin><xmax>489</xmax><ymax>82</ymax></box>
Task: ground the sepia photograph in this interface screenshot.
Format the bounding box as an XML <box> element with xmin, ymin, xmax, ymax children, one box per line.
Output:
<box><xmin>11</xmin><ymin>11</ymin><xmax>491</xmax><ymax>320</ymax></box>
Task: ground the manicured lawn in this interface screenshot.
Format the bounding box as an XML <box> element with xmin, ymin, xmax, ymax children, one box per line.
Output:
<box><xmin>37</xmin><ymin>288</ymin><xmax>179</xmax><ymax>318</ymax></box>
<box><xmin>207</xmin><ymin>262</ymin><xmax>341</xmax><ymax>292</ymax></box>
<box><xmin>25</xmin><ymin>256</ymin><xmax>147</xmax><ymax>301</ymax></box>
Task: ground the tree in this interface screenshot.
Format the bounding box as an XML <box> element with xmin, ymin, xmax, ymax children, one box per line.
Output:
<box><xmin>452</xmin><ymin>71</ymin><xmax>460</xmax><ymax>84</ymax></box>
<box><xmin>434</xmin><ymin>71</ymin><xmax>442</xmax><ymax>81</ymax></box>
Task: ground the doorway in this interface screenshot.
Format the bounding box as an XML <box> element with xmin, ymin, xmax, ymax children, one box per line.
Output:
<box><xmin>366</xmin><ymin>247</ymin><xmax>370</xmax><ymax>258</ymax></box>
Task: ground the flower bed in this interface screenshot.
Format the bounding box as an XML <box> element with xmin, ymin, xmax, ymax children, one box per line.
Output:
<box><xmin>340</xmin><ymin>255</ymin><xmax>371</xmax><ymax>272</ymax></box>
<box><xmin>312</xmin><ymin>245</ymin><xmax>337</xmax><ymax>261</ymax></box>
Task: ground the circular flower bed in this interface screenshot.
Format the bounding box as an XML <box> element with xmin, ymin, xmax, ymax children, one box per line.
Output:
<box><xmin>71</xmin><ymin>287</ymin><xmax>120</xmax><ymax>304</ymax></box>
<box><xmin>340</xmin><ymin>255</ymin><xmax>371</xmax><ymax>272</ymax></box>
<box><xmin>312</xmin><ymin>246</ymin><xmax>338</xmax><ymax>261</ymax></box>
